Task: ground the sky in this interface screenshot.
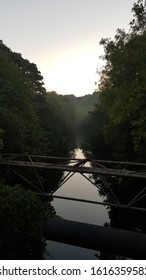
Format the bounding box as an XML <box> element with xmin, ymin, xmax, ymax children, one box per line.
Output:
<box><xmin>0</xmin><ymin>0</ymin><xmax>136</xmax><ymax>97</ymax></box>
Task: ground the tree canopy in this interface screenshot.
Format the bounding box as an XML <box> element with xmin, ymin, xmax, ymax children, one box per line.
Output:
<box><xmin>0</xmin><ymin>41</ymin><xmax>77</xmax><ymax>155</ymax></box>
<box><xmin>82</xmin><ymin>0</ymin><xmax>146</xmax><ymax>161</ymax></box>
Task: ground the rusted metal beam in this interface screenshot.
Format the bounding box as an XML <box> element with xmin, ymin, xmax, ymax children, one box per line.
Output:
<box><xmin>1</xmin><ymin>153</ymin><xmax>146</xmax><ymax>167</ymax></box>
<box><xmin>1</xmin><ymin>159</ymin><xmax>146</xmax><ymax>179</ymax></box>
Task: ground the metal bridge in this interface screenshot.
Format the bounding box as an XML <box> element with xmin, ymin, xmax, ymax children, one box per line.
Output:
<box><xmin>1</xmin><ymin>153</ymin><xmax>146</xmax><ymax>179</ymax></box>
<box><xmin>1</xmin><ymin>153</ymin><xmax>146</xmax><ymax>259</ymax></box>
<box><xmin>1</xmin><ymin>153</ymin><xmax>146</xmax><ymax>212</ymax></box>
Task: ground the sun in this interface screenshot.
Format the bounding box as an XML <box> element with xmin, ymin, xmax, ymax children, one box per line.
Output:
<box><xmin>40</xmin><ymin>47</ymin><xmax>100</xmax><ymax>97</ymax></box>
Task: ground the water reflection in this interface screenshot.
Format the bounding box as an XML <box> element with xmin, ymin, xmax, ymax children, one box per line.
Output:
<box><xmin>46</xmin><ymin>148</ymin><xmax>109</xmax><ymax>259</ymax></box>
<box><xmin>52</xmin><ymin>148</ymin><xmax>109</xmax><ymax>225</ymax></box>
<box><xmin>98</xmin><ymin>175</ymin><xmax>146</xmax><ymax>233</ymax></box>
<box><xmin>46</xmin><ymin>148</ymin><xmax>146</xmax><ymax>259</ymax></box>
<box><xmin>46</xmin><ymin>241</ymin><xmax>98</xmax><ymax>260</ymax></box>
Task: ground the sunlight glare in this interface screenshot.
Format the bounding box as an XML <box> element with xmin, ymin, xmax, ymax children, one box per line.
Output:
<box><xmin>42</xmin><ymin>47</ymin><xmax>101</xmax><ymax>96</ymax></box>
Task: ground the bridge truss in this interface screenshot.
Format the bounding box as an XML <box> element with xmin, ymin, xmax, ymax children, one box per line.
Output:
<box><xmin>1</xmin><ymin>153</ymin><xmax>146</xmax><ymax>212</ymax></box>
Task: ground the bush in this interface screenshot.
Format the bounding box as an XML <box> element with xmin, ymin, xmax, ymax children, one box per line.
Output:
<box><xmin>0</xmin><ymin>184</ymin><xmax>54</xmax><ymax>259</ymax></box>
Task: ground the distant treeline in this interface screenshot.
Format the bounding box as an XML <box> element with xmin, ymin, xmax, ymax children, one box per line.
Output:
<box><xmin>0</xmin><ymin>40</ymin><xmax>99</xmax><ymax>156</ymax></box>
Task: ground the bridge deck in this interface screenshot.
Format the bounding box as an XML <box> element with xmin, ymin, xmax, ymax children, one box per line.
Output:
<box><xmin>0</xmin><ymin>157</ymin><xmax>146</xmax><ymax>179</ymax></box>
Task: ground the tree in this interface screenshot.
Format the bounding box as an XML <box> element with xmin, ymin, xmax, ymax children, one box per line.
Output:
<box><xmin>81</xmin><ymin>103</ymin><xmax>112</xmax><ymax>158</ymax></box>
<box><xmin>0</xmin><ymin>41</ymin><xmax>47</xmax><ymax>154</ymax></box>
<box><xmin>130</xmin><ymin>0</ymin><xmax>146</xmax><ymax>33</ymax></box>
<box><xmin>96</xmin><ymin>0</ymin><xmax>146</xmax><ymax>161</ymax></box>
<box><xmin>0</xmin><ymin>184</ymin><xmax>55</xmax><ymax>259</ymax></box>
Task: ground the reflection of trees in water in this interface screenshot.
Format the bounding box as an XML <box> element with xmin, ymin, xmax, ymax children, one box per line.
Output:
<box><xmin>91</xmin><ymin>175</ymin><xmax>146</xmax><ymax>259</ymax></box>
<box><xmin>2</xmin><ymin>167</ymin><xmax>64</xmax><ymax>193</ymax></box>
<box><xmin>0</xmin><ymin>159</ymin><xmax>63</xmax><ymax>223</ymax></box>
<box><xmin>0</xmin><ymin>150</ymin><xmax>74</xmax><ymax>194</ymax></box>
<box><xmin>94</xmin><ymin>175</ymin><xmax>146</xmax><ymax>233</ymax></box>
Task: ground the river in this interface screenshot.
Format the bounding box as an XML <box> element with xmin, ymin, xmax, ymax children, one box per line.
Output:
<box><xmin>45</xmin><ymin>148</ymin><xmax>109</xmax><ymax>260</ymax></box>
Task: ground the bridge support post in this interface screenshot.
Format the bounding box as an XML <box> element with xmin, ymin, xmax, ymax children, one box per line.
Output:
<box><xmin>43</xmin><ymin>218</ymin><xmax>146</xmax><ymax>259</ymax></box>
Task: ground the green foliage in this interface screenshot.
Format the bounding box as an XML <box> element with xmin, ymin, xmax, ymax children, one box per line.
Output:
<box><xmin>35</xmin><ymin>91</ymin><xmax>75</xmax><ymax>155</ymax></box>
<box><xmin>38</xmin><ymin>91</ymin><xmax>100</xmax><ymax>152</ymax></box>
<box><xmin>46</xmin><ymin>92</ymin><xmax>74</xmax><ymax>153</ymax></box>
<box><xmin>83</xmin><ymin>0</ymin><xmax>146</xmax><ymax>161</ymax></box>
<box><xmin>81</xmin><ymin>103</ymin><xmax>112</xmax><ymax>158</ymax></box>
<box><xmin>0</xmin><ymin>41</ymin><xmax>80</xmax><ymax>156</ymax></box>
<box><xmin>0</xmin><ymin>184</ymin><xmax>54</xmax><ymax>259</ymax></box>
<box><xmin>0</xmin><ymin>39</ymin><xmax>100</xmax><ymax>156</ymax></box>
<box><xmin>52</xmin><ymin>91</ymin><xmax>100</xmax><ymax>147</ymax></box>
<box><xmin>11</xmin><ymin>52</ymin><xmax>46</xmax><ymax>96</ymax></box>
<box><xmin>130</xmin><ymin>0</ymin><xmax>146</xmax><ymax>33</ymax></box>
<box><xmin>0</xmin><ymin>40</ymin><xmax>47</xmax><ymax>155</ymax></box>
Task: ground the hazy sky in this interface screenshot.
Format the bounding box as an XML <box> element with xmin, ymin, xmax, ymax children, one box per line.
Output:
<box><xmin>1</xmin><ymin>0</ymin><xmax>136</xmax><ymax>96</ymax></box>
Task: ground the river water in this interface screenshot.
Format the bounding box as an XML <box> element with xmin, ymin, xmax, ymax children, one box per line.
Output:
<box><xmin>46</xmin><ymin>148</ymin><xmax>109</xmax><ymax>259</ymax></box>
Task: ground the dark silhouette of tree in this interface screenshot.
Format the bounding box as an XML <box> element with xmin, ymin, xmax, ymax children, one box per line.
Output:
<box><xmin>82</xmin><ymin>0</ymin><xmax>146</xmax><ymax>161</ymax></box>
